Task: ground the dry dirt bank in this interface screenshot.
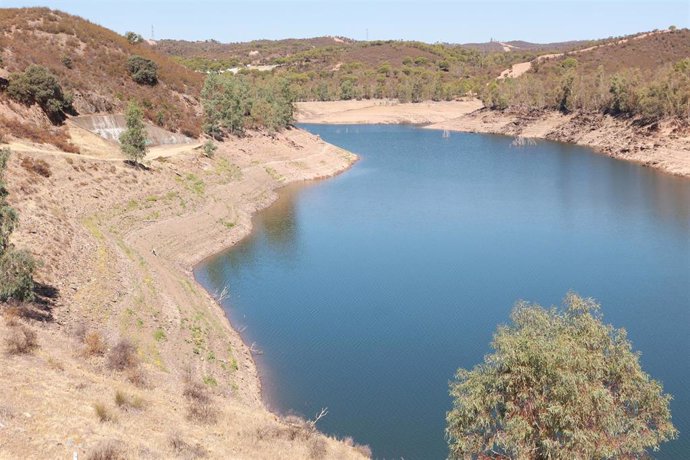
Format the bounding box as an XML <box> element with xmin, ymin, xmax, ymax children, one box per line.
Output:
<box><xmin>427</xmin><ymin>109</ymin><xmax>690</xmax><ymax>177</ymax></box>
<box><xmin>0</xmin><ymin>128</ymin><xmax>367</xmax><ymax>459</ymax></box>
<box><xmin>296</xmin><ymin>99</ymin><xmax>482</xmax><ymax>125</ymax></box>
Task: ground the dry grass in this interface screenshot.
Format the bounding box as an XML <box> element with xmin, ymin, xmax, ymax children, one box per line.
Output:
<box><xmin>106</xmin><ymin>338</ymin><xmax>139</xmax><ymax>372</ymax></box>
<box><xmin>183</xmin><ymin>381</ymin><xmax>218</xmax><ymax>424</ymax></box>
<box><xmin>82</xmin><ymin>330</ymin><xmax>107</xmax><ymax>356</ymax></box>
<box><xmin>343</xmin><ymin>437</ymin><xmax>372</xmax><ymax>458</ymax></box>
<box><xmin>85</xmin><ymin>440</ymin><xmax>126</xmax><ymax>460</ymax></box>
<box><xmin>20</xmin><ymin>156</ymin><xmax>52</xmax><ymax>177</ymax></box>
<box><xmin>308</xmin><ymin>437</ymin><xmax>328</xmax><ymax>459</ymax></box>
<box><xmin>0</xmin><ymin>115</ymin><xmax>79</xmax><ymax>153</ymax></box>
<box><xmin>114</xmin><ymin>389</ymin><xmax>145</xmax><ymax>412</ymax></box>
<box><xmin>93</xmin><ymin>402</ymin><xmax>117</xmax><ymax>423</ymax></box>
<box><xmin>169</xmin><ymin>432</ymin><xmax>208</xmax><ymax>459</ymax></box>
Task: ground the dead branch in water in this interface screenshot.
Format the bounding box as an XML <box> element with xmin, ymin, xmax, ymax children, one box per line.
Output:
<box><xmin>511</xmin><ymin>136</ymin><xmax>537</xmax><ymax>147</ymax></box>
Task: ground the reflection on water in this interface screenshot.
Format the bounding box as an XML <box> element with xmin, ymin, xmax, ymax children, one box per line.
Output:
<box><xmin>196</xmin><ymin>125</ymin><xmax>690</xmax><ymax>459</ymax></box>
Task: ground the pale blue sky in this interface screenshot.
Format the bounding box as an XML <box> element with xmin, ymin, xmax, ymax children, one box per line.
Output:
<box><xmin>1</xmin><ymin>0</ymin><xmax>688</xmax><ymax>43</ymax></box>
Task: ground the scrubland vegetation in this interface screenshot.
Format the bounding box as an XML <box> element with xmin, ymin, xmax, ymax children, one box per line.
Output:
<box><xmin>0</xmin><ymin>148</ymin><xmax>36</xmax><ymax>303</ymax></box>
<box><xmin>201</xmin><ymin>72</ymin><xmax>295</xmax><ymax>137</ymax></box>
<box><xmin>482</xmin><ymin>30</ymin><xmax>690</xmax><ymax>122</ymax></box>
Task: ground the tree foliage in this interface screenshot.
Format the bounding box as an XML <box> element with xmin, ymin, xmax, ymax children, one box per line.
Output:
<box><xmin>201</xmin><ymin>73</ymin><xmax>294</xmax><ymax>137</ymax></box>
<box><xmin>0</xmin><ymin>148</ymin><xmax>36</xmax><ymax>302</ymax></box>
<box><xmin>447</xmin><ymin>293</ymin><xmax>677</xmax><ymax>459</ymax></box>
<box><xmin>126</xmin><ymin>55</ymin><xmax>158</xmax><ymax>85</ymax></box>
<box><xmin>480</xmin><ymin>57</ymin><xmax>690</xmax><ymax>122</ymax></box>
<box><xmin>125</xmin><ymin>31</ymin><xmax>143</xmax><ymax>45</ymax></box>
<box><xmin>119</xmin><ymin>102</ymin><xmax>148</xmax><ymax>165</ymax></box>
<box><xmin>6</xmin><ymin>65</ymin><xmax>73</xmax><ymax>122</ymax></box>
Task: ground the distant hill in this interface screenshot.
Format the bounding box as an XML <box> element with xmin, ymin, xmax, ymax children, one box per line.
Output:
<box><xmin>0</xmin><ymin>8</ymin><xmax>202</xmax><ymax>137</ymax></box>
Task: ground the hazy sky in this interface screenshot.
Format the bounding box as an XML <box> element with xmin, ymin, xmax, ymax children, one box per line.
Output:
<box><xmin>1</xmin><ymin>0</ymin><xmax>688</xmax><ymax>43</ymax></box>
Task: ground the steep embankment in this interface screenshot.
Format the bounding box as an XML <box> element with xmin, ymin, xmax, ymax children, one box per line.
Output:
<box><xmin>427</xmin><ymin>109</ymin><xmax>690</xmax><ymax>177</ymax></box>
<box><xmin>0</xmin><ymin>128</ymin><xmax>367</xmax><ymax>459</ymax></box>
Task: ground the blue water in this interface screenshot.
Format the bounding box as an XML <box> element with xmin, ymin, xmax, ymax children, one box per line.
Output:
<box><xmin>195</xmin><ymin>125</ymin><xmax>690</xmax><ymax>459</ymax></box>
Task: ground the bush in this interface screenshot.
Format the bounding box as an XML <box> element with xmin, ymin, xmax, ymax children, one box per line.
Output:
<box><xmin>107</xmin><ymin>338</ymin><xmax>139</xmax><ymax>371</ymax></box>
<box><xmin>447</xmin><ymin>293</ymin><xmax>678</xmax><ymax>459</ymax></box>
<box><xmin>20</xmin><ymin>157</ymin><xmax>51</xmax><ymax>178</ymax></box>
<box><xmin>6</xmin><ymin>65</ymin><xmax>72</xmax><ymax>122</ymax></box>
<box><xmin>0</xmin><ymin>250</ymin><xmax>36</xmax><ymax>302</ymax></box>
<box><xmin>4</xmin><ymin>322</ymin><xmax>38</xmax><ymax>355</ymax></box>
<box><xmin>82</xmin><ymin>331</ymin><xmax>107</xmax><ymax>356</ymax></box>
<box><xmin>126</xmin><ymin>55</ymin><xmax>158</xmax><ymax>85</ymax></box>
<box><xmin>202</xmin><ymin>139</ymin><xmax>216</xmax><ymax>158</ymax></box>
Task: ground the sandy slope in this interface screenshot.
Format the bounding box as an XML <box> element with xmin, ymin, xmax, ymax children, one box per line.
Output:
<box><xmin>0</xmin><ymin>129</ymin><xmax>367</xmax><ymax>459</ymax></box>
<box><xmin>296</xmin><ymin>99</ymin><xmax>483</xmax><ymax>125</ymax></box>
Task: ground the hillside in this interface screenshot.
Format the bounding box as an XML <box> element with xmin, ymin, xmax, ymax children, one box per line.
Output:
<box><xmin>0</xmin><ymin>8</ymin><xmax>203</xmax><ymax>138</ymax></box>
<box><xmin>0</xmin><ymin>8</ymin><xmax>369</xmax><ymax>459</ymax></box>
<box><xmin>157</xmin><ymin>36</ymin><xmax>543</xmax><ymax>102</ymax></box>
<box><xmin>483</xmin><ymin>28</ymin><xmax>690</xmax><ymax>120</ymax></box>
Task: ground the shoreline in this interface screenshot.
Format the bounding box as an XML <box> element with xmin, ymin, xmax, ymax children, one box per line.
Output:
<box><xmin>188</xmin><ymin>147</ymin><xmax>359</xmax><ymax>411</ymax></box>
<box><xmin>296</xmin><ymin>101</ymin><xmax>690</xmax><ymax>178</ymax></box>
<box><xmin>2</xmin><ymin>127</ymin><xmax>366</xmax><ymax>458</ymax></box>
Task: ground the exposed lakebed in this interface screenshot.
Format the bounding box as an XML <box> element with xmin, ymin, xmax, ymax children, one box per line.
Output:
<box><xmin>195</xmin><ymin>125</ymin><xmax>690</xmax><ymax>458</ymax></box>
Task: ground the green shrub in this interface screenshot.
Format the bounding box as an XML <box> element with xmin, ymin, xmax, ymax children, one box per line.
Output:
<box><xmin>202</xmin><ymin>140</ymin><xmax>216</xmax><ymax>158</ymax></box>
<box><xmin>0</xmin><ymin>250</ymin><xmax>36</xmax><ymax>302</ymax></box>
<box><xmin>7</xmin><ymin>65</ymin><xmax>72</xmax><ymax>122</ymax></box>
<box><xmin>126</xmin><ymin>55</ymin><xmax>158</xmax><ymax>85</ymax></box>
<box><xmin>0</xmin><ymin>148</ymin><xmax>35</xmax><ymax>302</ymax></box>
<box><xmin>447</xmin><ymin>294</ymin><xmax>677</xmax><ymax>459</ymax></box>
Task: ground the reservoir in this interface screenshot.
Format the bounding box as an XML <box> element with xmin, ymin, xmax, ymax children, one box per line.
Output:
<box><xmin>195</xmin><ymin>125</ymin><xmax>690</xmax><ymax>458</ymax></box>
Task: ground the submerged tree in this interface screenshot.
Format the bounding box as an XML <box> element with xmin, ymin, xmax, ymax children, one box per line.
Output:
<box><xmin>447</xmin><ymin>293</ymin><xmax>677</xmax><ymax>459</ymax></box>
<box><xmin>119</xmin><ymin>102</ymin><xmax>148</xmax><ymax>166</ymax></box>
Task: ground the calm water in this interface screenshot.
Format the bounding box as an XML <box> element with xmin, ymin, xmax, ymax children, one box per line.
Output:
<box><xmin>195</xmin><ymin>125</ymin><xmax>690</xmax><ymax>459</ymax></box>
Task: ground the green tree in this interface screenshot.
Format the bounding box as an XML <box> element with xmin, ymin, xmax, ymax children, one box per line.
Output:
<box><xmin>201</xmin><ymin>74</ymin><xmax>251</xmax><ymax>137</ymax></box>
<box><xmin>126</xmin><ymin>55</ymin><xmax>158</xmax><ymax>85</ymax></box>
<box><xmin>559</xmin><ymin>71</ymin><xmax>576</xmax><ymax>113</ymax></box>
<box><xmin>447</xmin><ymin>293</ymin><xmax>677</xmax><ymax>459</ymax></box>
<box><xmin>608</xmin><ymin>74</ymin><xmax>631</xmax><ymax>115</ymax></box>
<box><xmin>7</xmin><ymin>65</ymin><xmax>72</xmax><ymax>122</ymax></box>
<box><xmin>0</xmin><ymin>148</ymin><xmax>36</xmax><ymax>302</ymax></box>
<box><xmin>339</xmin><ymin>79</ymin><xmax>355</xmax><ymax>100</ymax></box>
<box><xmin>125</xmin><ymin>31</ymin><xmax>143</xmax><ymax>44</ymax></box>
<box><xmin>119</xmin><ymin>102</ymin><xmax>148</xmax><ymax>165</ymax></box>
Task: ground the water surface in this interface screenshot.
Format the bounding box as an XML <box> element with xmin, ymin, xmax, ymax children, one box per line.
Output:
<box><xmin>195</xmin><ymin>125</ymin><xmax>690</xmax><ymax>459</ymax></box>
